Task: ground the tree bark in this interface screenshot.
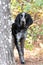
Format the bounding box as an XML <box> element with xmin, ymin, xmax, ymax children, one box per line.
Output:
<box><xmin>0</xmin><ymin>0</ymin><xmax>16</xmax><ymax>65</ymax></box>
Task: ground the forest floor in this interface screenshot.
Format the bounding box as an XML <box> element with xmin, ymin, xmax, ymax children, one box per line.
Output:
<box><xmin>14</xmin><ymin>47</ymin><xmax>43</xmax><ymax>65</ymax></box>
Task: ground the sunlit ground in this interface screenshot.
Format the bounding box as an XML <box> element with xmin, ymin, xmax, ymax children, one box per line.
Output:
<box><xmin>14</xmin><ymin>47</ymin><xmax>43</xmax><ymax>65</ymax></box>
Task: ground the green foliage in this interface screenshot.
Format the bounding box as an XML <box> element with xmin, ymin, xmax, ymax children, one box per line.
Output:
<box><xmin>39</xmin><ymin>24</ymin><xmax>43</xmax><ymax>35</ymax></box>
<box><xmin>10</xmin><ymin>0</ymin><xmax>43</xmax><ymax>50</ymax></box>
<box><xmin>10</xmin><ymin>0</ymin><xmax>19</xmax><ymax>9</ymax></box>
<box><xmin>40</xmin><ymin>31</ymin><xmax>43</xmax><ymax>35</ymax></box>
<box><xmin>25</xmin><ymin>43</ymin><xmax>34</xmax><ymax>51</ymax></box>
<box><xmin>23</xmin><ymin>3</ymin><xmax>31</xmax><ymax>12</ymax></box>
<box><xmin>25</xmin><ymin>23</ymin><xmax>43</xmax><ymax>50</ymax></box>
<box><xmin>10</xmin><ymin>0</ymin><xmax>43</xmax><ymax>13</ymax></box>
<box><xmin>34</xmin><ymin>0</ymin><xmax>43</xmax><ymax>7</ymax></box>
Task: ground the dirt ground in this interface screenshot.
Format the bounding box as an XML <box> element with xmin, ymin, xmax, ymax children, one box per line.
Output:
<box><xmin>14</xmin><ymin>48</ymin><xmax>43</xmax><ymax>65</ymax></box>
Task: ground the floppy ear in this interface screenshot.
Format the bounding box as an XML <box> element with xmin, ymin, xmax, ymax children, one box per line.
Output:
<box><xmin>26</xmin><ymin>14</ymin><xmax>33</xmax><ymax>28</ymax></box>
<box><xmin>15</xmin><ymin>13</ymin><xmax>20</xmax><ymax>27</ymax></box>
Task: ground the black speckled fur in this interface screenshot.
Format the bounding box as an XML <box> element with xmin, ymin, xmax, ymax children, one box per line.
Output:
<box><xmin>11</xmin><ymin>12</ymin><xmax>33</xmax><ymax>64</ymax></box>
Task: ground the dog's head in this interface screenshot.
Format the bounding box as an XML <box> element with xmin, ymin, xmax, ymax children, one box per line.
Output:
<box><xmin>15</xmin><ymin>12</ymin><xmax>33</xmax><ymax>27</ymax></box>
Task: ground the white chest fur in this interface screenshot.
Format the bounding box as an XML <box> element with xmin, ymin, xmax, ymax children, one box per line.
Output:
<box><xmin>16</xmin><ymin>30</ymin><xmax>27</xmax><ymax>42</ymax></box>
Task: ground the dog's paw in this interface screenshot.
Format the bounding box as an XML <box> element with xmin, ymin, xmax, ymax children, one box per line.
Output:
<box><xmin>20</xmin><ymin>57</ymin><xmax>25</xmax><ymax>64</ymax></box>
<box><xmin>21</xmin><ymin>61</ymin><xmax>25</xmax><ymax>64</ymax></box>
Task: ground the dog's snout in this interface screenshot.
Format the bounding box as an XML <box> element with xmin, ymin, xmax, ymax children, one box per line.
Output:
<box><xmin>22</xmin><ymin>21</ymin><xmax>25</xmax><ymax>25</ymax></box>
<box><xmin>22</xmin><ymin>21</ymin><xmax>24</xmax><ymax>24</ymax></box>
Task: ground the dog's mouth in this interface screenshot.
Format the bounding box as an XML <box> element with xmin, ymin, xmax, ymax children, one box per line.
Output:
<box><xmin>21</xmin><ymin>21</ymin><xmax>26</xmax><ymax>26</ymax></box>
<box><xmin>22</xmin><ymin>21</ymin><xmax>25</xmax><ymax>25</ymax></box>
<box><xmin>21</xmin><ymin>23</ymin><xmax>25</xmax><ymax>28</ymax></box>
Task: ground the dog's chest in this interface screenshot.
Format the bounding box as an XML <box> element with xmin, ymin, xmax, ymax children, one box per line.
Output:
<box><xmin>16</xmin><ymin>30</ymin><xmax>26</xmax><ymax>42</ymax></box>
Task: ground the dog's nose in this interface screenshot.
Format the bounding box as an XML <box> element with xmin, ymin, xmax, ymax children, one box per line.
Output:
<box><xmin>22</xmin><ymin>21</ymin><xmax>24</xmax><ymax>24</ymax></box>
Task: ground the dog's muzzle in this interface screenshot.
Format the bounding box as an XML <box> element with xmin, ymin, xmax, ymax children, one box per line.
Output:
<box><xmin>22</xmin><ymin>21</ymin><xmax>25</xmax><ymax>25</ymax></box>
<box><xmin>21</xmin><ymin>19</ymin><xmax>26</xmax><ymax>26</ymax></box>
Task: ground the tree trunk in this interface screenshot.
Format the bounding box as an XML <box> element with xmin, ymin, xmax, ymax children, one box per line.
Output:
<box><xmin>0</xmin><ymin>0</ymin><xmax>16</xmax><ymax>65</ymax></box>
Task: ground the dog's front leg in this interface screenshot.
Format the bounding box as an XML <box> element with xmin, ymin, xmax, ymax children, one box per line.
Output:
<box><xmin>15</xmin><ymin>37</ymin><xmax>25</xmax><ymax>64</ymax></box>
<box><xmin>20</xmin><ymin>38</ymin><xmax>25</xmax><ymax>56</ymax></box>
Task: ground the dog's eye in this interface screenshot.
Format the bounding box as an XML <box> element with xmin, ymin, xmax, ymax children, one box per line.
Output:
<box><xmin>25</xmin><ymin>14</ymin><xmax>28</xmax><ymax>18</ymax></box>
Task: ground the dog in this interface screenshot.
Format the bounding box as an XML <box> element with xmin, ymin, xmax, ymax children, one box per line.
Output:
<box><xmin>11</xmin><ymin>12</ymin><xmax>33</xmax><ymax>64</ymax></box>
